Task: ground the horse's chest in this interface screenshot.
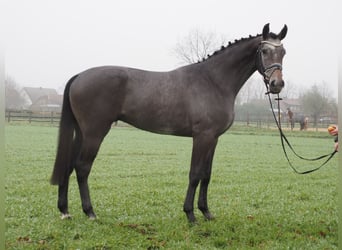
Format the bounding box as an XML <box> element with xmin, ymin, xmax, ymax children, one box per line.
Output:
<box><xmin>191</xmin><ymin>101</ymin><xmax>234</xmax><ymax>135</ymax></box>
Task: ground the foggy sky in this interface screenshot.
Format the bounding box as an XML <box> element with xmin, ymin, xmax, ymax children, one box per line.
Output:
<box><xmin>2</xmin><ymin>0</ymin><xmax>340</xmax><ymax>97</ymax></box>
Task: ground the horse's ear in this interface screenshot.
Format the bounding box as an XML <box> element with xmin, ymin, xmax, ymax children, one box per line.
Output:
<box><xmin>278</xmin><ymin>24</ymin><xmax>288</xmax><ymax>40</ymax></box>
<box><xmin>262</xmin><ymin>23</ymin><xmax>270</xmax><ymax>39</ymax></box>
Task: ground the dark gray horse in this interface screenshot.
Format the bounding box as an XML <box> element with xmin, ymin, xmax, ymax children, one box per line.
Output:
<box><xmin>51</xmin><ymin>23</ymin><xmax>287</xmax><ymax>223</ymax></box>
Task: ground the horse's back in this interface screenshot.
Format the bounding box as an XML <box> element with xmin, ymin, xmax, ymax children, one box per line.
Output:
<box><xmin>68</xmin><ymin>66</ymin><xmax>193</xmax><ymax>135</ymax></box>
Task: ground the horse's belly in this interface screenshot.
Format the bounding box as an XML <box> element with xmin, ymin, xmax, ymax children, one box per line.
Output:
<box><xmin>121</xmin><ymin>113</ymin><xmax>193</xmax><ymax>137</ymax></box>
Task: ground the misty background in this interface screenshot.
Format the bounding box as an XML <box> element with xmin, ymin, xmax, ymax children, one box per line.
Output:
<box><xmin>3</xmin><ymin>1</ymin><xmax>339</xmax><ymax>93</ymax></box>
<box><xmin>2</xmin><ymin>0</ymin><xmax>340</xmax><ymax>130</ymax></box>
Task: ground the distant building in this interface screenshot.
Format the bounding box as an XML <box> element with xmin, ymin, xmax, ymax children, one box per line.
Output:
<box><xmin>22</xmin><ymin>87</ymin><xmax>63</xmax><ymax>112</ymax></box>
<box><xmin>279</xmin><ymin>98</ymin><xmax>302</xmax><ymax>114</ymax></box>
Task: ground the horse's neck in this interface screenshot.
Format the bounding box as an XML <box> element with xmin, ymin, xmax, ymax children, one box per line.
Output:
<box><xmin>201</xmin><ymin>36</ymin><xmax>262</xmax><ymax>96</ymax></box>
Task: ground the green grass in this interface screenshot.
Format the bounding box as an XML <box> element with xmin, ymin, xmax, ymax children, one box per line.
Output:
<box><xmin>5</xmin><ymin>124</ymin><xmax>338</xmax><ymax>249</ymax></box>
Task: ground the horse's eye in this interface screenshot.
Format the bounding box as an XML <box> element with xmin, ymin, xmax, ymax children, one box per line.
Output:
<box><xmin>262</xmin><ymin>48</ymin><xmax>269</xmax><ymax>54</ymax></box>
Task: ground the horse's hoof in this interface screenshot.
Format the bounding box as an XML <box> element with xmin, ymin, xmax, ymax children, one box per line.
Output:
<box><xmin>88</xmin><ymin>215</ymin><xmax>97</xmax><ymax>220</ymax></box>
<box><xmin>87</xmin><ymin>212</ymin><xmax>97</xmax><ymax>220</ymax></box>
<box><xmin>60</xmin><ymin>213</ymin><xmax>72</xmax><ymax>220</ymax></box>
<box><xmin>186</xmin><ymin>212</ymin><xmax>197</xmax><ymax>224</ymax></box>
<box><xmin>203</xmin><ymin>212</ymin><xmax>215</xmax><ymax>221</ymax></box>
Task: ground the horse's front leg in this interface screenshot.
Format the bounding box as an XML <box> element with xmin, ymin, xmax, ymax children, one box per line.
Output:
<box><xmin>198</xmin><ymin>178</ymin><xmax>215</xmax><ymax>220</ymax></box>
<box><xmin>183</xmin><ymin>178</ymin><xmax>200</xmax><ymax>223</ymax></box>
<box><xmin>183</xmin><ymin>134</ymin><xmax>218</xmax><ymax>223</ymax></box>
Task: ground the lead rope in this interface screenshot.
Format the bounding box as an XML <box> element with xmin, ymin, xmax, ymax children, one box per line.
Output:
<box><xmin>266</xmin><ymin>93</ymin><xmax>337</xmax><ymax>174</ymax></box>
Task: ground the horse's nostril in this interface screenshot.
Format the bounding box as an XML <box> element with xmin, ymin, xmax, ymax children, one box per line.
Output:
<box><xmin>270</xmin><ymin>80</ymin><xmax>284</xmax><ymax>89</ymax></box>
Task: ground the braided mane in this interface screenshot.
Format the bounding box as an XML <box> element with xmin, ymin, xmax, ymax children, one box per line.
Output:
<box><xmin>197</xmin><ymin>33</ymin><xmax>262</xmax><ymax>63</ymax></box>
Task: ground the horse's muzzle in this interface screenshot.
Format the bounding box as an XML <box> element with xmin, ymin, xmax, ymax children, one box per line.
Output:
<box><xmin>268</xmin><ymin>68</ymin><xmax>284</xmax><ymax>94</ymax></box>
<box><xmin>269</xmin><ymin>79</ymin><xmax>284</xmax><ymax>94</ymax></box>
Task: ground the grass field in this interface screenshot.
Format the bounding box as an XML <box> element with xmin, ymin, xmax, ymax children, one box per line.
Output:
<box><xmin>5</xmin><ymin>124</ymin><xmax>338</xmax><ymax>249</ymax></box>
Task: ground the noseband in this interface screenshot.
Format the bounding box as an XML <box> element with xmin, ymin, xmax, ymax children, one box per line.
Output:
<box><xmin>256</xmin><ymin>41</ymin><xmax>283</xmax><ymax>87</ymax></box>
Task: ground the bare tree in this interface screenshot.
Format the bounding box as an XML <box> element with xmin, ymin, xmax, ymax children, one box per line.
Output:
<box><xmin>301</xmin><ymin>83</ymin><xmax>333</xmax><ymax>127</ymax></box>
<box><xmin>282</xmin><ymin>80</ymin><xmax>298</xmax><ymax>99</ymax></box>
<box><xmin>5</xmin><ymin>76</ymin><xmax>27</xmax><ymax>109</ymax></box>
<box><xmin>236</xmin><ymin>75</ymin><xmax>268</xmax><ymax>104</ymax></box>
<box><xmin>173</xmin><ymin>29</ymin><xmax>228</xmax><ymax>65</ymax></box>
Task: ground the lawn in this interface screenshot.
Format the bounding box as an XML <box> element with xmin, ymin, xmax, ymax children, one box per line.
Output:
<box><xmin>5</xmin><ymin>124</ymin><xmax>338</xmax><ymax>249</ymax></box>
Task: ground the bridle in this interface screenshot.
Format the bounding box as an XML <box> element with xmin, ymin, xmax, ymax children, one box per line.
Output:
<box><xmin>258</xmin><ymin>42</ymin><xmax>336</xmax><ymax>174</ymax></box>
<box><xmin>256</xmin><ymin>40</ymin><xmax>284</xmax><ymax>92</ymax></box>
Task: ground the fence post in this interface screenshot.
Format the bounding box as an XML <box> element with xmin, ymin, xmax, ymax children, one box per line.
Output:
<box><xmin>51</xmin><ymin>111</ymin><xmax>54</xmax><ymax>125</ymax></box>
<box><xmin>7</xmin><ymin>110</ymin><xmax>10</xmax><ymax>123</ymax></box>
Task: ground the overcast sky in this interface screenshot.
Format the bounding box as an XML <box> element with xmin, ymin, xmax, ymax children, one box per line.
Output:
<box><xmin>2</xmin><ymin>0</ymin><xmax>340</xmax><ymax>97</ymax></box>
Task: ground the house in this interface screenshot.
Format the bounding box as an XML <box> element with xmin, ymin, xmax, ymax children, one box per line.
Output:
<box><xmin>279</xmin><ymin>98</ymin><xmax>302</xmax><ymax>114</ymax></box>
<box><xmin>22</xmin><ymin>87</ymin><xmax>63</xmax><ymax>112</ymax></box>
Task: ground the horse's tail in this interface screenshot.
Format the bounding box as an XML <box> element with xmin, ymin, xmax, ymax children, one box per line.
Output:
<box><xmin>50</xmin><ymin>75</ymin><xmax>79</xmax><ymax>185</ymax></box>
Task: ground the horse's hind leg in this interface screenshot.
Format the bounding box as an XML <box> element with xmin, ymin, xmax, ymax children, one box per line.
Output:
<box><xmin>58</xmin><ymin>173</ymin><xmax>72</xmax><ymax>219</ymax></box>
<box><xmin>58</xmin><ymin>127</ymin><xmax>82</xmax><ymax>219</ymax></box>
<box><xmin>75</xmin><ymin>126</ymin><xmax>110</xmax><ymax>219</ymax></box>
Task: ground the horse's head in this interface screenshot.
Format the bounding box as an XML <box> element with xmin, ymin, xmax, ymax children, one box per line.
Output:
<box><xmin>257</xmin><ymin>23</ymin><xmax>287</xmax><ymax>94</ymax></box>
